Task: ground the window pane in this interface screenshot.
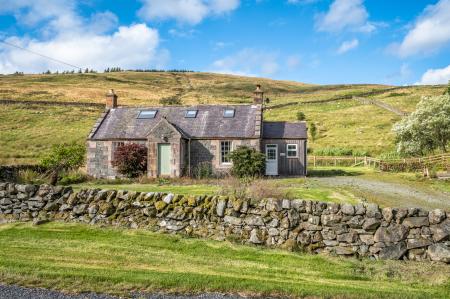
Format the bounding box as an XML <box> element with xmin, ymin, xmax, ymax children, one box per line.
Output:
<box><xmin>138</xmin><ymin>110</ymin><xmax>157</xmax><ymax>119</ymax></box>
<box><xmin>267</xmin><ymin>149</ymin><xmax>276</xmax><ymax>160</ymax></box>
<box><xmin>287</xmin><ymin>144</ymin><xmax>297</xmax><ymax>157</ymax></box>
<box><xmin>221</xmin><ymin>141</ymin><xmax>231</xmax><ymax>163</ymax></box>
<box><xmin>223</xmin><ymin>109</ymin><xmax>235</xmax><ymax>118</ymax></box>
<box><xmin>185</xmin><ymin>110</ymin><xmax>198</xmax><ymax>118</ymax></box>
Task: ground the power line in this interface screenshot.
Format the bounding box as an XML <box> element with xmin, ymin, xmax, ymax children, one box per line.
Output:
<box><xmin>0</xmin><ymin>39</ymin><xmax>83</xmax><ymax>70</ymax></box>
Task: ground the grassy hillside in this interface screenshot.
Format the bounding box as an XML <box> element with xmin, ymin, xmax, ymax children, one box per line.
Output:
<box><xmin>0</xmin><ymin>71</ymin><xmax>446</xmax><ymax>164</ymax></box>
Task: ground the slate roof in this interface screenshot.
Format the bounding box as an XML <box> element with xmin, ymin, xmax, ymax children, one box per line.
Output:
<box><xmin>263</xmin><ymin>122</ymin><xmax>307</xmax><ymax>139</ymax></box>
<box><xmin>90</xmin><ymin>104</ymin><xmax>262</xmax><ymax>140</ymax></box>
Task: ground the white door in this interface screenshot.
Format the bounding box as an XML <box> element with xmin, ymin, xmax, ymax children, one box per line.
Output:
<box><xmin>265</xmin><ymin>144</ymin><xmax>278</xmax><ymax>175</ymax></box>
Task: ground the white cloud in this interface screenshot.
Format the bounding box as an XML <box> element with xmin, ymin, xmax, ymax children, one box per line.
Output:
<box><xmin>315</xmin><ymin>0</ymin><xmax>375</xmax><ymax>33</ymax></box>
<box><xmin>138</xmin><ymin>0</ymin><xmax>240</xmax><ymax>25</ymax></box>
<box><xmin>395</xmin><ymin>0</ymin><xmax>450</xmax><ymax>57</ymax></box>
<box><xmin>211</xmin><ymin>48</ymin><xmax>279</xmax><ymax>77</ymax></box>
<box><xmin>0</xmin><ymin>1</ymin><xmax>166</xmax><ymax>73</ymax></box>
<box><xmin>416</xmin><ymin>64</ymin><xmax>450</xmax><ymax>85</ymax></box>
<box><xmin>0</xmin><ymin>24</ymin><xmax>161</xmax><ymax>74</ymax></box>
<box><xmin>0</xmin><ymin>0</ymin><xmax>77</xmax><ymax>28</ymax></box>
<box><xmin>337</xmin><ymin>38</ymin><xmax>359</xmax><ymax>54</ymax></box>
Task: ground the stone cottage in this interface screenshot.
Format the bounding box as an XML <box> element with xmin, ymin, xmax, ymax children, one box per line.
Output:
<box><xmin>87</xmin><ymin>85</ymin><xmax>307</xmax><ymax>178</ymax></box>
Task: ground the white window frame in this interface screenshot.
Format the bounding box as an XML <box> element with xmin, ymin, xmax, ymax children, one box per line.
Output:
<box><xmin>220</xmin><ymin>140</ymin><xmax>233</xmax><ymax>165</ymax></box>
<box><xmin>138</xmin><ymin>110</ymin><xmax>157</xmax><ymax>119</ymax></box>
<box><xmin>223</xmin><ymin>108</ymin><xmax>235</xmax><ymax>118</ymax></box>
<box><xmin>286</xmin><ymin>144</ymin><xmax>298</xmax><ymax>158</ymax></box>
<box><xmin>185</xmin><ymin>109</ymin><xmax>198</xmax><ymax>118</ymax></box>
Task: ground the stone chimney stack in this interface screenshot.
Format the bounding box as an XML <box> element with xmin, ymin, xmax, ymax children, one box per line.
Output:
<box><xmin>105</xmin><ymin>89</ymin><xmax>118</xmax><ymax>110</ymax></box>
<box><xmin>253</xmin><ymin>84</ymin><xmax>264</xmax><ymax>104</ymax></box>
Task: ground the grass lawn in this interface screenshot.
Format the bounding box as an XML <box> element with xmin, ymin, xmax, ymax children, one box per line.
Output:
<box><xmin>72</xmin><ymin>182</ymin><xmax>218</xmax><ymax>196</ymax></box>
<box><xmin>0</xmin><ymin>222</ymin><xmax>448</xmax><ymax>298</ymax></box>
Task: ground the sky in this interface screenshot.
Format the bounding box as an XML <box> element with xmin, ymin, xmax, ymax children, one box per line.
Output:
<box><xmin>0</xmin><ymin>0</ymin><xmax>449</xmax><ymax>85</ymax></box>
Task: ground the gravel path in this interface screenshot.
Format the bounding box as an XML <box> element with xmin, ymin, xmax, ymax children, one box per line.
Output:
<box><xmin>0</xmin><ymin>285</ymin><xmax>246</xmax><ymax>299</ymax></box>
<box><xmin>314</xmin><ymin>176</ymin><xmax>450</xmax><ymax>210</ymax></box>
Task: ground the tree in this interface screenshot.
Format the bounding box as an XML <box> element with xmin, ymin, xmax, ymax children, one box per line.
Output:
<box><xmin>446</xmin><ymin>81</ymin><xmax>450</xmax><ymax>95</ymax></box>
<box><xmin>296</xmin><ymin>111</ymin><xmax>306</xmax><ymax>121</ymax></box>
<box><xmin>309</xmin><ymin>123</ymin><xmax>317</xmax><ymax>141</ymax></box>
<box><xmin>40</xmin><ymin>143</ymin><xmax>85</xmax><ymax>185</ymax></box>
<box><xmin>112</xmin><ymin>143</ymin><xmax>148</xmax><ymax>177</ymax></box>
<box><xmin>229</xmin><ymin>146</ymin><xmax>265</xmax><ymax>178</ymax></box>
<box><xmin>393</xmin><ymin>95</ymin><xmax>450</xmax><ymax>156</ymax></box>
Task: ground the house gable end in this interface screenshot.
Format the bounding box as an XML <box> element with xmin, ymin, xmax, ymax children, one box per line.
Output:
<box><xmin>147</xmin><ymin>118</ymin><xmax>184</xmax><ymax>142</ymax></box>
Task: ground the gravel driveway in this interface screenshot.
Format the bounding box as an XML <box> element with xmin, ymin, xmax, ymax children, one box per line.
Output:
<box><xmin>313</xmin><ymin>176</ymin><xmax>450</xmax><ymax>210</ymax></box>
<box><xmin>0</xmin><ymin>285</ymin><xmax>246</xmax><ymax>299</ymax></box>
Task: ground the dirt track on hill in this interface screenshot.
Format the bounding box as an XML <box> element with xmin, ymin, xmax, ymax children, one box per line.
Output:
<box><xmin>313</xmin><ymin>176</ymin><xmax>450</xmax><ymax>210</ymax></box>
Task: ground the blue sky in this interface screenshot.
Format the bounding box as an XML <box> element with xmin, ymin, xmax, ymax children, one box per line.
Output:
<box><xmin>0</xmin><ymin>0</ymin><xmax>449</xmax><ymax>85</ymax></box>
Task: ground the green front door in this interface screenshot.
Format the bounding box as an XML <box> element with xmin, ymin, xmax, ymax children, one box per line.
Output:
<box><xmin>158</xmin><ymin>144</ymin><xmax>171</xmax><ymax>176</ymax></box>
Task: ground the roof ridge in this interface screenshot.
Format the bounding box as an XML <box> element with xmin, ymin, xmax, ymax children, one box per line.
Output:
<box><xmin>116</xmin><ymin>103</ymin><xmax>256</xmax><ymax>109</ymax></box>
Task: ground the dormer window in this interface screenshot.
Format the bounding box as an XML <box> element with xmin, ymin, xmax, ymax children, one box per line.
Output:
<box><xmin>138</xmin><ymin>110</ymin><xmax>157</xmax><ymax>119</ymax></box>
<box><xmin>185</xmin><ymin>109</ymin><xmax>198</xmax><ymax>118</ymax></box>
<box><xmin>223</xmin><ymin>108</ymin><xmax>235</xmax><ymax>118</ymax></box>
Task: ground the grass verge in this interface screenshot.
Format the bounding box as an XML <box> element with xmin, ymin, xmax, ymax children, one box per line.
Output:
<box><xmin>0</xmin><ymin>222</ymin><xmax>449</xmax><ymax>298</ymax></box>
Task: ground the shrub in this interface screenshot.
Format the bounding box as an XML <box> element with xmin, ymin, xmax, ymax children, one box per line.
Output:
<box><xmin>112</xmin><ymin>143</ymin><xmax>148</xmax><ymax>178</ymax></box>
<box><xmin>378</xmin><ymin>151</ymin><xmax>403</xmax><ymax>160</ymax></box>
<box><xmin>59</xmin><ymin>170</ymin><xmax>89</xmax><ymax>185</ymax></box>
<box><xmin>296</xmin><ymin>111</ymin><xmax>306</xmax><ymax>121</ymax></box>
<box><xmin>40</xmin><ymin>143</ymin><xmax>85</xmax><ymax>185</ymax></box>
<box><xmin>192</xmin><ymin>162</ymin><xmax>214</xmax><ymax>179</ymax></box>
<box><xmin>229</xmin><ymin>146</ymin><xmax>265</xmax><ymax>178</ymax></box>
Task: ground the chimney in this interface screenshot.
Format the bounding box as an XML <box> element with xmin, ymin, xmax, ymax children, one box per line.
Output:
<box><xmin>105</xmin><ymin>89</ymin><xmax>118</xmax><ymax>110</ymax></box>
<box><xmin>253</xmin><ymin>84</ymin><xmax>264</xmax><ymax>104</ymax></box>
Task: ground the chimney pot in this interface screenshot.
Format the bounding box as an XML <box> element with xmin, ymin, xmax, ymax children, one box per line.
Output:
<box><xmin>253</xmin><ymin>84</ymin><xmax>264</xmax><ymax>104</ymax></box>
<box><xmin>105</xmin><ymin>89</ymin><xmax>118</xmax><ymax>110</ymax></box>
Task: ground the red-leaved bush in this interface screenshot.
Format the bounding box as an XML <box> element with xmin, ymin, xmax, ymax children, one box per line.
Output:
<box><xmin>112</xmin><ymin>143</ymin><xmax>148</xmax><ymax>177</ymax></box>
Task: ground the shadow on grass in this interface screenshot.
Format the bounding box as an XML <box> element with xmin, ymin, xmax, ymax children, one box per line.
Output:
<box><xmin>307</xmin><ymin>169</ymin><xmax>363</xmax><ymax>177</ymax></box>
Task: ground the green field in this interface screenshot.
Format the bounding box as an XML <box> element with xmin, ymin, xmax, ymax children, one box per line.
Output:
<box><xmin>0</xmin><ymin>222</ymin><xmax>448</xmax><ymax>298</ymax></box>
<box><xmin>0</xmin><ymin>72</ymin><xmax>446</xmax><ymax>164</ymax></box>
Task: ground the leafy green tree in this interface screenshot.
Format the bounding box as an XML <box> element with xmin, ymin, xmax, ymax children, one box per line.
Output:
<box><xmin>40</xmin><ymin>143</ymin><xmax>85</xmax><ymax>185</ymax></box>
<box><xmin>309</xmin><ymin>123</ymin><xmax>317</xmax><ymax>141</ymax></box>
<box><xmin>296</xmin><ymin>111</ymin><xmax>306</xmax><ymax>121</ymax></box>
<box><xmin>229</xmin><ymin>146</ymin><xmax>265</xmax><ymax>178</ymax></box>
<box><xmin>393</xmin><ymin>95</ymin><xmax>450</xmax><ymax>155</ymax></box>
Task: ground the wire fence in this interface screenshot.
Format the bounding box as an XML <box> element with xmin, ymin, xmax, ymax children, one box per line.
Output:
<box><xmin>308</xmin><ymin>154</ymin><xmax>450</xmax><ymax>173</ymax></box>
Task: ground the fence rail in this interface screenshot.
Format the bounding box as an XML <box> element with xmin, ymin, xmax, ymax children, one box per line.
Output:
<box><xmin>308</xmin><ymin>154</ymin><xmax>450</xmax><ymax>172</ymax></box>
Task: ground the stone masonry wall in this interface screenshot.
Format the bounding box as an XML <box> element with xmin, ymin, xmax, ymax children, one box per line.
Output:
<box><xmin>0</xmin><ymin>182</ymin><xmax>449</xmax><ymax>263</ymax></box>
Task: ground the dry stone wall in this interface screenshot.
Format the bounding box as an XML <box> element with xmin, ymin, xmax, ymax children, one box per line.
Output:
<box><xmin>0</xmin><ymin>182</ymin><xmax>449</xmax><ymax>263</ymax></box>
